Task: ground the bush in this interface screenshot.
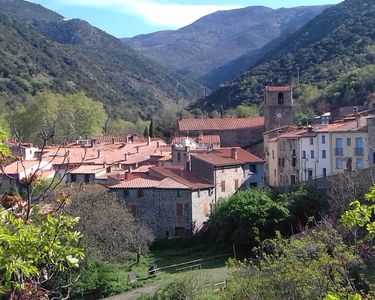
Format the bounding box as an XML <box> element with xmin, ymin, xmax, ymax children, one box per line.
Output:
<box><xmin>206</xmin><ymin>189</ymin><xmax>290</xmax><ymax>249</ymax></box>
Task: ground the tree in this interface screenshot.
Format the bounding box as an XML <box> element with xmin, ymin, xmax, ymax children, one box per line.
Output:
<box><xmin>0</xmin><ymin>128</ymin><xmax>84</xmax><ymax>299</ymax></box>
<box><xmin>207</xmin><ymin>189</ymin><xmax>289</xmax><ymax>248</ymax></box>
<box><xmin>61</xmin><ymin>185</ymin><xmax>154</xmax><ymax>262</ymax></box>
<box><xmin>149</xmin><ymin>118</ymin><xmax>154</xmax><ymax>138</ymax></box>
<box><xmin>9</xmin><ymin>91</ymin><xmax>107</xmax><ymax>144</ymax></box>
<box><xmin>221</xmin><ymin>227</ymin><xmax>364</xmax><ymax>300</ymax></box>
<box><xmin>234</xmin><ymin>104</ymin><xmax>259</xmax><ymax>118</ymax></box>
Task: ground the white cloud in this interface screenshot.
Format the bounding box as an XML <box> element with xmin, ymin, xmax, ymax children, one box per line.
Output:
<box><xmin>58</xmin><ymin>0</ymin><xmax>242</xmax><ymax>27</ymax></box>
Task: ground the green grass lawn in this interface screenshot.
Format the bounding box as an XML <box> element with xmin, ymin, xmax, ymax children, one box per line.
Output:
<box><xmin>120</xmin><ymin>239</ymin><xmax>233</xmax><ymax>289</ymax></box>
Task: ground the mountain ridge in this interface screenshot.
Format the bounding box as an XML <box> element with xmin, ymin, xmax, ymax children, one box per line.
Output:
<box><xmin>193</xmin><ymin>0</ymin><xmax>375</xmax><ymax>112</ymax></box>
<box><xmin>0</xmin><ymin>0</ymin><xmax>205</xmax><ymax>119</ymax></box>
<box><xmin>124</xmin><ymin>5</ymin><xmax>331</xmax><ymax>88</ymax></box>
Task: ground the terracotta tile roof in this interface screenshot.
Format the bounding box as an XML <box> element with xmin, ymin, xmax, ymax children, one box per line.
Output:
<box><xmin>1</xmin><ymin>160</ymin><xmax>50</xmax><ymax>175</ymax></box>
<box><xmin>150</xmin><ymin>167</ymin><xmax>213</xmax><ymax>189</ymax></box>
<box><xmin>41</xmin><ymin>139</ymin><xmax>167</xmax><ymax>166</ymax></box>
<box><xmin>109</xmin><ymin>174</ymin><xmax>190</xmax><ymax>190</ymax></box>
<box><xmin>191</xmin><ymin>148</ymin><xmax>263</xmax><ymax>167</ymax></box>
<box><xmin>178</xmin><ymin>117</ymin><xmax>264</xmax><ymax>131</ymax></box>
<box><xmin>215</xmin><ymin>148</ymin><xmax>264</xmax><ymax>163</ymax></box>
<box><xmin>172</xmin><ymin>135</ymin><xmax>221</xmax><ymax>145</ymax></box>
<box><xmin>69</xmin><ymin>165</ymin><xmax>106</xmax><ymax>174</ymax></box>
<box><xmin>132</xmin><ymin>164</ymin><xmax>155</xmax><ymax>173</ymax></box>
<box><xmin>264</xmin><ymin>85</ymin><xmax>291</xmax><ymax>92</ymax></box>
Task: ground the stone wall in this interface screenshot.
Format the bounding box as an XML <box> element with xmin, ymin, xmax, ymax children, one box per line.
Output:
<box><xmin>113</xmin><ymin>187</ymin><xmax>214</xmax><ymax>238</ymax></box>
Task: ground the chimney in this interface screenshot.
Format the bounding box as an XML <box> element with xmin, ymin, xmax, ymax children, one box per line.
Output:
<box><xmin>147</xmin><ymin>136</ymin><xmax>151</xmax><ymax>145</ymax></box>
<box><xmin>107</xmin><ymin>165</ymin><xmax>112</xmax><ymax>173</ymax></box>
<box><xmin>103</xmin><ymin>162</ymin><xmax>107</xmax><ymax>169</ymax></box>
<box><xmin>231</xmin><ymin>148</ymin><xmax>238</xmax><ymax>160</ymax></box>
<box><xmin>307</xmin><ymin>125</ymin><xmax>313</xmax><ymax>133</ymax></box>
<box><xmin>354</xmin><ymin>107</ymin><xmax>359</xmax><ymax>127</ymax></box>
<box><xmin>125</xmin><ymin>171</ymin><xmax>129</xmax><ymax>180</ymax></box>
<box><xmin>97</xmin><ymin>150</ymin><xmax>101</xmax><ymax>158</ymax></box>
<box><xmin>129</xmin><ymin>166</ymin><xmax>133</xmax><ymax>173</ymax></box>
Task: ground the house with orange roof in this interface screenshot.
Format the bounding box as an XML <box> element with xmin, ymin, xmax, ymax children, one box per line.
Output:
<box><xmin>190</xmin><ymin>147</ymin><xmax>264</xmax><ymax>200</ymax></box>
<box><xmin>109</xmin><ymin>167</ymin><xmax>214</xmax><ymax>238</ymax></box>
<box><xmin>0</xmin><ymin>159</ymin><xmax>54</xmax><ymax>193</ymax></box>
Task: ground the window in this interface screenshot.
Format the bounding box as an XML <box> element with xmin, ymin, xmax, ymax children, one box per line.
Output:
<box><xmin>356</xmin><ymin>158</ymin><xmax>364</xmax><ymax>169</ymax></box>
<box><xmin>310</xmin><ymin>150</ymin><xmax>315</xmax><ymax>159</ymax></box>
<box><xmin>221</xmin><ymin>181</ymin><xmax>226</xmax><ymax>192</ymax></box>
<box><xmin>278</xmin><ymin>92</ymin><xmax>284</xmax><ymax>105</ymax></box>
<box><xmin>177</xmin><ymin>152</ymin><xmax>181</xmax><ymax>161</ymax></box>
<box><xmin>249</xmin><ymin>164</ymin><xmax>257</xmax><ymax>173</ymax></box>
<box><xmin>308</xmin><ymin>169</ymin><xmax>313</xmax><ymax>180</ymax></box>
<box><xmin>291</xmin><ymin>175</ymin><xmax>296</xmax><ymax>185</ymax></box>
<box><xmin>272</xmin><ymin>150</ymin><xmax>275</xmax><ymax>159</ymax></box>
<box><xmin>71</xmin><ymin>174</ymin><xmax>77</xmax><ymax>182</ymax></box>
<box><xmin>373</xmin><ymin>152</ymin><xmax>375</xmax><ymax>164</ymax></box>
<box><xmin>177</xmin><ymin>190</ymin><xmax>181</xmax><ymax>197</ymax></box>
<box><xmin>137</xmin><ymin>189</ymin><xmax>144</xmax><ymax>198</ymax></box>
<box><xmin>310</xmin><ymin>138</ymin><xmax>314</xmax><ymax>145</ymax></box>
<box><xmin>292</xmin><ymin>156</ymin><xmax>296</xmax><ymax>167</ymax></box>
<box><xmin>279</xmin><ymin>175</ymin><xmax>283</xmax><ymax>183</ymax></box>
<box><xmin>302</xmin><ymin>151</ymin><xmax>306</xmax><ymax>159</ymax></box>
<box><xmin>176</xmin><ymin>203</ymin><xmax>183</xmax><ymax>217</ymax></box>
<box><xmin>123</xmin><ymin>189</ymin><xmax>130</xmax><ymax>198</ymax></box>
<box><xmin>347</xmin><ymin>138</ymin><xmax>351</xmax><ymax>146</ymax></box>
<box><xmin>335</xmin><ymin>138</ymin><xmax>343</xmax><ymax>155</ymax></box>
<box><xmin>197</xmin><ymin>189</ymin><xmax>200</xmax><ymax>198</ymax></box>
<box><xmin>234</xmin><ymin>179</ymin><xmax>239</xmax><ymax>190</ymax></box>
<box><xmin>129</xmin><ymin>204</ymin><xmax>137</xmax><ymax>217</ymax></box>
<box><xmin>322</xmin><ymin>150</ymin><xmax>326</xmax><ymax>159</ymax></box>
<box><xmin>282</xmin><ymin>158</ymin><xmax>285</xmax><ymax>167</ymax></box>
<box><xmin>355</xmin><ymin>137</ymin><xmax>364</xmax><ymax>156</ymax></box>
<box><xmin>323</xmin><ymin>168</ymin><xmax>327</xmax><ymax>177</ymax></box>
<box><xmin>278</xmin><ymin>158</ymin><xmax>281</xmax><ymax>167</ymax></box>
<box><xmin>321</xmin><ymin>135</ymin><xmax>326</xmax><ymax>144</ymax></box>
<box><xmin>336</xmin><ymin>158</ymin><xmax>343</xmax><ymax>169</ymax></box>
<box><xmin>235</xmin><ymin>166</ymin><xmax>238</xmax><ymax>173</ymax></box>
<box><xmin>274</xmin><ymin>169</ymin><xmax>276</xmax><ymax>177</ymax></box>
<box><xmin>84</xmin><ymin>174</ymin><xmax>90</xmax><ymax>183</ymax></box>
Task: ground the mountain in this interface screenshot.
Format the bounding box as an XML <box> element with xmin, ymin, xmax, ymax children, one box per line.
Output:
<box><xmin>0</xmin><ymin>0</ymin><xmax>204</xmax><ymax>119</ymax></box>
<box><xmin>194</xmin><ymin>0</ymin><xmax>375</xmax><ymax>112</ymax></box>
<box><xmin>124</xmin><ymin>5</ymin><xmax>330</xmax><ymax>88</ymax></box>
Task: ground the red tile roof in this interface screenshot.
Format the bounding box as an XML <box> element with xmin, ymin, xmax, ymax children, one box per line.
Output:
<box><xmin>178</xmin><ymin>117</ymin><xmax>264</xmax><ymax>131</ymax></box>
<box><xmin>191</xmin><ymin>148</ymin><xmax>263</xmax><ymax>167</ymax></box>
<box><xmin>150</xmin><ymin>167</ymin><xmax>213</xmax><ymax>189</ymax></box>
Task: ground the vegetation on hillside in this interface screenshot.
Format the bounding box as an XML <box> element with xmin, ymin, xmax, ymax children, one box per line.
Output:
<box><xmin>0</xmin><ymin>4</ymin><xmax>204</xmax><ymax>120</ymax></box>
<box><xmin>195</xmin><ymin>0</ymin><xmax>375</xmax><ymax>112</ymax></box>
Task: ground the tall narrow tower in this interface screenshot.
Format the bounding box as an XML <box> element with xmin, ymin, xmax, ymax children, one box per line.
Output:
<box><xmin>264</xmin><ymin>85</ymin><xmax>293</xmax><ymax>132</ymax></box>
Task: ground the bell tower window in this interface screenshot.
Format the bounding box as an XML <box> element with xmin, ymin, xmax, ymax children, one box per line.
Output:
<box><xmin>278</xmin><ymin>92</ymin><xmax>284</xmax><ymax>105</ymax></box>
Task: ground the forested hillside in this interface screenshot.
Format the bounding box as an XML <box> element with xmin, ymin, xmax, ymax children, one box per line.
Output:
<box><xmin>0</xmin><ymin>0</ymin><xmax>204</xmax><ymax>120</ymax></box>
<box><xmin>195</xmin><ymin>0</ymin><xmax>375</xmax><ymax>112</ymax></box>
<box><xmin>125</xmin><ymin>5</ymin><xmax>330</xmax><ymax>88</ymax></box>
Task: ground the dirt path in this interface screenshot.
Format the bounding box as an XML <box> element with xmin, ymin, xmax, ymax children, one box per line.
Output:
<box><xmin>104</xmin><ymin>281</ymin><xmax>162</xmax><ymax>300</ymax></box>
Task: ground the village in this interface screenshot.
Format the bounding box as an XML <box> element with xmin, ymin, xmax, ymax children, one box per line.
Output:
<box><xmin>1</xmin><ymin>84</ymin><xmax>374</xmax><ymax>240</ymax></box>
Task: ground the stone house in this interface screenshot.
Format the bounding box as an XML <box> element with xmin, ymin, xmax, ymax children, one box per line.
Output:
<box><xmin>109</xmin><ymin>167</ymin><xmax>214</xmax><ymax>238</ymax></box>
<box><xmin>190</xmin><ymin>147</ymin><xmax>264</xmax><ymax>201</ymax></box>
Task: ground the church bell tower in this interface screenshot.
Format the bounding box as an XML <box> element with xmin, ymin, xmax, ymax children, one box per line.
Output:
<box><xmin>264</xmin><ymin>85</ymin><xmax>294</xmax><ymax>131</ymax></box>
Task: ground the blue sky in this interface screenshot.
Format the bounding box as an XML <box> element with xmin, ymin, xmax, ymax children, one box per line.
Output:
<box><xmin>29</xmin><ymin>0</ymin><xmax>343</xmax><ymax>38</ymax></box>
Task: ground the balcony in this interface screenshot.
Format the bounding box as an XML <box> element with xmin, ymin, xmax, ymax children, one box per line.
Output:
<box><xmin>334</xmin><ymin>148</ymin><xmax>343</xmax><ymax>156</ymax></box>
<box><xmin>355</xmin><ymin>147</ymin><xmax>364</xmax><ymax>156</ymax></box>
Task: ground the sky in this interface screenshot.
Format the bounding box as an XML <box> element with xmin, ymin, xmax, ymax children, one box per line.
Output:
<box><xmin>29</xmin><ymin>0</ymin><xmax>343</xmax><ymax>38</ymax></box>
